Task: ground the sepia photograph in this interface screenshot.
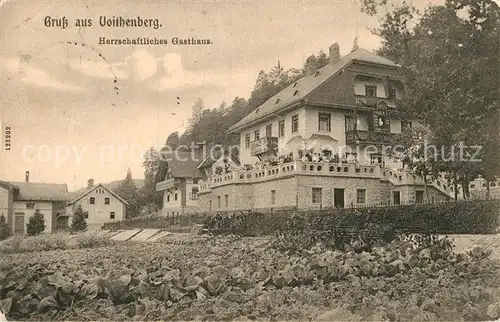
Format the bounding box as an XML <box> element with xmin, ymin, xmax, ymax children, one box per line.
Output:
<box><xmin>0</xmin><ymin>0</ymin><xmax>499</xmax><ymax>320</ymax></box>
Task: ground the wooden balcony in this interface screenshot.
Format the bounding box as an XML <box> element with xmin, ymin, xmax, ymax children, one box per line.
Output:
<box><xmin>156</xmin><ymin>178</ymin><xmax>177</xmax><ymax>191</ymax></box>
<box><xmin>345</xmin><ymin>130</ymin><xmax>394</xmax><ymax>145</ymax></box>
<box><xmin>355</xmin><ymin>96</ymin><xmax>397</xmax><ymax>109</ymax></box>
<box><xmin>250</xmin><ymin>136</ymin><xmax>279</xmax><ymax>156</ymax></box>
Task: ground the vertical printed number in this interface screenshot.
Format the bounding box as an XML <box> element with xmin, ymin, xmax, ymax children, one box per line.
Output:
<box><xmin>4</xmin><ymin>126</ymin><xmax>11</xmax><ymax>151</ymax></box>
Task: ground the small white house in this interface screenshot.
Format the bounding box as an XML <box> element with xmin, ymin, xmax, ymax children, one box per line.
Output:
<box><xmin>66</xmin><ymin>180</ymin><xmax>128</xmax><ymax>229</ymax></box>
<box><xmin>0</xmin><ymin>171</ymin><xmax>69</xmax><ymax>234</ymax></box>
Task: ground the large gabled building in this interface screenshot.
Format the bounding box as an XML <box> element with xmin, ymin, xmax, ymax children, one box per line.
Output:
<box><xmin>197</xmin><ymin>43</ymin><xmax>454</xmax><ymax>212</ymax></box>
<box><xmin>229</xmin><ymin>44</ymin><xmax>407</xmax><ymax>166</ymax></box>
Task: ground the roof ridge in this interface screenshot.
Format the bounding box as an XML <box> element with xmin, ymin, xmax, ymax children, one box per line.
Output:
<box><xmin>228</xmin><ymin>48</ymin><xmax>399</xmax><ymax>133</ymax></box>
<box><xmin>68</xmin><ymin>183</ymin><xmax>129</xmax><ymax>205</ymax></box>
<box><xmin>9</xmin><ymin>181</ymin><xmax>67</xmax><ymax>185</ymax></box>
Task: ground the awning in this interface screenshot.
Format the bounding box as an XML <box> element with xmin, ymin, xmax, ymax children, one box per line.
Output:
<box><xmin>305</xmin><ymin>134</ymin><xmax>339</xmax><ymax>151</ymax></box>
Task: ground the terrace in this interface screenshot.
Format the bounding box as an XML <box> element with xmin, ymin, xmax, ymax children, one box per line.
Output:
<box><xmin>199</xmin><ymin>160</ymin><xmax>383</xmax><ymax>193</ymax></box>
<box><xmin>199</xmin><ymin>159</ymin><xmax>456</xmax><ymax>199</ymax></box>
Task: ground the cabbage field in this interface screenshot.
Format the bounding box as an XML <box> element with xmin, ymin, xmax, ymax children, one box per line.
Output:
<box><xmin>0</xmin><ymin>234</ymin><xmax>499</xmax><ymax>321</ymax></box>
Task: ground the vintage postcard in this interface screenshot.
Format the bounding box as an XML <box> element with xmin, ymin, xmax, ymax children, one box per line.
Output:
<box><xmin>0</xmin><ymin>0</ymin><xmax>499</xmax><ymax>320</ymax></box>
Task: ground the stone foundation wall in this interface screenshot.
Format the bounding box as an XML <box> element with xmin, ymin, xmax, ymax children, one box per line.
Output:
<box><xmin>197</xmin><ymin>174</ymin><xmax>455</xmax><ymax>213</ymax></box>
<box><xmin>296</xmin><ymin>175</ymin><xmax>391</xmax><ymax>208</ymax></box>
<box><xmin>199</xmin><ymin>175</ymin><xmax>397</xmax><ymax>212</ymax></box>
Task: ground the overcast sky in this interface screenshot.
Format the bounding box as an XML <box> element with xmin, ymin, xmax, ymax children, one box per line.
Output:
<box><xmin>0</xmin><ymin>0</ymin><xmax>438</xmax><ymax>191</ymax></box>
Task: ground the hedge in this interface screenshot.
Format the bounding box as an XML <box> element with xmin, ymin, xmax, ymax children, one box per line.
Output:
<box><xmin>204</xmin><ymin>200</ymin><xmax>500</xmax><ymax>236</ymax></box>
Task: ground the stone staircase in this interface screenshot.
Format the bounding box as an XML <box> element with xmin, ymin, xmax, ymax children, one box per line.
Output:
<box><xmin>384</xmin><ymin>168</ymin><xmax>455</xmax><ymax>199</ymax></box>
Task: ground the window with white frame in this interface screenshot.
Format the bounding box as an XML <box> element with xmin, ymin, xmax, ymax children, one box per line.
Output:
<box><xmin>245</xmin><ymin>133</ymin><xmax>250</xmax><ymax>148</ymax></box>
<box><xmin>318</xmin><ymin>113</ymin><xmax>331</xmax><ymax>132</ymax></box>
<box><xmin>254</xmin><ymin>129</ymin><xmax>260</xmax><ymax>141</ymax></box>
<box><xmin>292</xmin><ymin>115</ymin><xmax>299</xmax><ymax>133</ymax></box>
<box><xmin>356</xmin><ymin>189</ymin><xmax>366</xmax><ymax>204</ymax></box>
<box><xmin>312</xmin><ymin>188</ymin><xmax>322</xmax><ymax>204</ymax></box>
<box><xmin>278</xmin><ymin>120</ymin><xmax>285</xmax><ymax>137</ymax></box>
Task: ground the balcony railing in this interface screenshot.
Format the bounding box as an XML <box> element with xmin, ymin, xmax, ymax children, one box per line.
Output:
<box><xmin>198</xmin><ymin>160</ymin><xmax>383</xmax><ymax>192</ymax></box>
<box><xmin>355</xmin><ymin>96</ymin><xmax>397</xmax><ymax>108</ymax></box>
<box><xmin>198</xmin><ymin>161</ymin><xmax>455</xmax><ymax>199</ymax></box>
<box><xmin>345</xmin><ymin>130</ymin><xmax>394</xmax><ymax>145</ymax></box>
<box><xmin>250</xmin><ymin>136</ymin><xmax>279</xmax><ymax>156</ymax></box>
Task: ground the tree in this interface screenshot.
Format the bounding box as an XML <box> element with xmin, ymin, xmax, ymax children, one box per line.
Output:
<box><xmin>481</xmin><ymin>110</ymin><xmax>500</xmax><ymax>199</ymax></box>
<box><xmin>390</xmin><ymin>126</ymin><xmax>438</xmax><ymax>202</ymax></box>
<box><xmin>116</xmin><ymin>168</ymin><xmax>141</xmax><ymax>218</ymax></box>
<box><xmin>360</xmin><ymin>0</ymin><xmax>500</xmax><ymax>197</ymax></box>
<box><xmin>26</xmin><ymin>209</ymin><xmax>45</xmax><ymax>236</ymax></box>
<box><xmin>0</xmin><ymin>214</ymin><xmax>11</xmax><ymax>241</ymax></box>
<box><xmin>188</xmin><ymin>97</ymin><xmax>204</xmax><ymax>135</ymax></box>
<box><xmin>165</xmin><ymin>132</ymin><xmax>180</xmax><ymax>150</ymax></box>
<box><xmin>71</xmin><ymin>204</ymin><xmax>87</xmax><ymax>232</ymax></box>
<box><xmin>141</xmin><ymin>147</ymin><xmax>162</xmax><ymax>210</ymax></box>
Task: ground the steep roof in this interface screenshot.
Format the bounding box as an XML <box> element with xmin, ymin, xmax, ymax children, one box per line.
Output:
<box><xmin>67</xmin><ymin>183</ymin><xmax>129</xmax><ymax>206</ymax></box>
<box><xmin>0</xmin><ymin>181</ymin><xmax>13</xmax><ymax>191</ymax></box>
<box><xmin>197</xmin><ymin>144</ymin><xmax>241</xmax><ymax>169</ymax></box>
<box><xmin>8</xmin><ymin>181</ymin><xmax>69</xmax><ymax>201</ymax></box>
<box><xmin>169</xmin><ymin>151</ymin><xmax>204</xmax><ymax>178</ymax></box>
<box><xmin>155</xmin><ymin>150</ymin><xmax>204</xmax><ymax>182</ymax></box>
<box><xmin>228</xmin><ymin>48</ymin><xmax>399</xmax><ymax>133</ymax></box>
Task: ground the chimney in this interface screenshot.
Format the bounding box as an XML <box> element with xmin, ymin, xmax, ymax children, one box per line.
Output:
<box><xmin>329</xmin><ymin>43</ymin><xmax>340</xmax><ymax>64</ymax></box>
<box><xmin>305</xmin><ymin>55</ymin><xmax>317</xmax><ymax>75</ymax></box>
<box><xmin>25</xmin><ymin>171</ymin><xmax>30</xmax><ymax>183</ymax></box>
<box><xmin>87</xmin><ymin>179</ymin><xmax>94</xmax><ymax>189</ymax></box>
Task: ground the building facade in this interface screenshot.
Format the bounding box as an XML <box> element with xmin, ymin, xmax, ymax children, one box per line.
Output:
<box><xmin>197</xmin><ymin>44</ymin><xmax>455</xmax><ymax>212</ymax></box>
<box><xmin>66</xmin><ymin>180</ymin><xmax>128</xmax><ymax>229</ymax></box>
<box><xmin>467</xmin><ymin>176</ymin><xmax>500</xmax><ymax>200</ymax></box>
<box><xmin>155</xmin><ymin>150</ymin><xmax>204</xmax><ymax>216</ymax></box>
<box><xmin>0</xmin><ymin>171</ymin><xmax>69</xmax><ymax>234</ymax></box>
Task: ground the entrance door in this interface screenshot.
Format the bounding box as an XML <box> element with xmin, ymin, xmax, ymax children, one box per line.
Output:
<box><xmin>14</xmin><ymin>213</ymin><xmax>25</xmax><ymax>235</ymax></box>
<box><xmin>393</xmin><ymin>191</ymin><xmax>401</xmax><ymax>205</ymax></box>
<box><xmin>333</xmin><ymin>189</ymin><xmax>345</xmax><ymax>208</ymax></box>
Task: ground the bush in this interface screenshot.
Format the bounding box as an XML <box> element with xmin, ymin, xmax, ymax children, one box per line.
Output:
<box><xmin>102</xmin><ymin>213</ymin><xmax>207</xmax><ymax>231</ymax></box>
<box><xmin>20</xmin><ymin>233</ymin><xmax>67</xmax><ymax>252</ymax></box>
<box><xmin>71</xmin><ymin>204</ymin><xmax>87</xmax><ymax>233</ymax></box>
<box><xmin>0</xmin><ymin>234</ymin><xmax>23</xmax><ymax>253</ymax></box>
<box><xmin>0</xmin><ymin>231</ymin><xmax>112</xmax><ymax>254</ymax></box>
<box><xmin>204</xmin><ymin>200</ymin><xmax>500</xmax><ymax>237</ymax></box>
<box><xmin>73</xmin><ymin>231</ymin><xmax>111</xmax><ymax>248</ymax></box>
<box><xmin>204</xmin><ymin>211</ymin><xmax>290</xmax><ymax>236</ymax></box>
<box><xmin>26</xmin><ymin>209</ymin><xmax>45</xmax><ymax>236</ymax></box>
<box><xmin>0</xmin><ymin>215</ymin><xmax>11</xmax><ymax>241</ymax></box>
